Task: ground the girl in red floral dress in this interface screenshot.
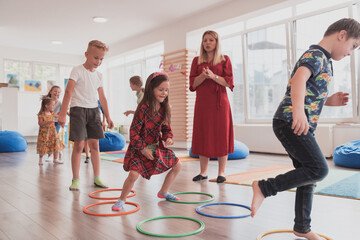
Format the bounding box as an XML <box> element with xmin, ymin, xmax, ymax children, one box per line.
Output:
<box><xmin>112</xmin><ymin>72</ymin><xmax>182</xmax><ymax>211</ymax></box>
<box><xmin>37</xmin><ymin>96</ymin><xmax>64</xmax><ymax>165</ymax></box>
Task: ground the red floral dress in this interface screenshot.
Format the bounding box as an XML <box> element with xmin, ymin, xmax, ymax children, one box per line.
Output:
<box><xmin>189</xmin><ymin>55</ymin><xmax>234</xmax><ymax>158</ymax></box>
<box><xmin>123</xmin><ymin>104</ymin><xmax>179</xmax><ymax>179</ymax></box>
<box><xmin>37</xmin><ymin>113</ymin><xmax>64</xmax><ymax>156</ymax></box>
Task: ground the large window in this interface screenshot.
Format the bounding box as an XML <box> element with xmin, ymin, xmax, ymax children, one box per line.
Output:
<box><xmin>4</xmin><ymin>59</ymin><xmax>73</xmax><ymax>94</ymax></box>
<box><xmin>222</xmin><ymin>35</ymin><xmax>244</xmax><ymax>123</ymax></box>
<box><xmin>107</xmin><ymin>42</ymin><xmax>164</xmax><ymax>125</ymax></box>
<box><xmin>295</xmin><ymin>8</ymin><xmax>354</xmax><ymax>121</ymax></box>
<box><xmin>187</xmin><ymin>0</ymin><xmax>360</xmax><ymax>124</ymax></box>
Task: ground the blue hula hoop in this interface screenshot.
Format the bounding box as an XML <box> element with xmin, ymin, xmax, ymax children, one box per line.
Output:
<box><xmin>196</xmin><ymin>202</ymin><xmax>251</xmax><ymax>219</ymax></box>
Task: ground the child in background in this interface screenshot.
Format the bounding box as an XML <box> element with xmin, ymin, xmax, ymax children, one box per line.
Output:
<box><xmin>251</xmin><ymin>18</ymin><xmax>360</xmax><ymax>240</ymax></box>
<box><xmin>37</xmin><ymin>96</ymin><xmax>64</xmax><ymax>165</ymax></box>
<box><xmin>45</xmin><ymin>85</ymin><xmax>63</xmax><ymax>161</ymax></box>
<box><xmin>123</xmin><ymin>75</ymin><xmax>144</xmax><ymax>116</ymax></box>
<box><xmin>112</xmin><ymin>72</ymin><xmax>182</xmax><ymax>211</ymax></box>
<box><xmin>58</xmin><ymin>40</ymin><xmax>114</xmax><ymax>191</ymax></box>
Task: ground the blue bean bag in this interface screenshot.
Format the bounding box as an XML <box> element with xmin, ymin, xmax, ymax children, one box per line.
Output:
<box><xmin>333</xmin><ymin>140</ymin><xmax>360</xmax><ymax>169</ymax></box>
<box><xmin>0</xmin><ymin>131</ymin><xmax>28</xmax><ymax>152</ymax></box>
<box><xmin>99</xmin><ymin>132</ymin><xmax>126</xmax><ymax>152</ymax></box>
<box><xmin>189</xmin><ymin>140</ymin><xmax>249</xmax><ymax>160</ymax></box>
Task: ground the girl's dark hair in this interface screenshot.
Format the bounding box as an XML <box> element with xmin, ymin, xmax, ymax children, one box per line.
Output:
<box><xmin>38</xmin><ymin>96</ymin><xmax>54</xmax><ymax>115</ymax></box>
<box><xmin>324</xmin><ymin>18</ymin><xmax>360</xmax><ymax>39</ymax></box>
<box><xmin>46</xmin><ymin>85</ymin><xmax>61</xmax><ymax>98</ymax></box>
<box><xmin>135</xmin><ymin>73</ymin><xmax>171</xmax><ymax>125</ymax></box>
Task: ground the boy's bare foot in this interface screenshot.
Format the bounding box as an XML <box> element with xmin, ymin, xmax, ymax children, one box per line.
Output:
<box><xmin>251</xmin><ymin>180</ymin><xmax>265</xmax><ymax>217</ymax></box>
<box><xmin>294</xmin><ymin>230</ymin><xmax>323</xmax><ymax>240</ymax></box>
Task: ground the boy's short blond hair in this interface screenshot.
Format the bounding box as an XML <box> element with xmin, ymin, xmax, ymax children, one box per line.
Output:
<box><xmin>87</xmin><ymin>40</ymin><xmax>109</xmax><ymax>52</ymax></box>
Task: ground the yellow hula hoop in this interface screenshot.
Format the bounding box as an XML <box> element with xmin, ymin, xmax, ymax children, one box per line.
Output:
<box><xmin>256</xmin><ymin>229</ymin><xmax>333</xmax><ymax>240</ymax></box>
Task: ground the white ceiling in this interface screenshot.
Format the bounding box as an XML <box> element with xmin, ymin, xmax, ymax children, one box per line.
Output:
<box><xmin>0</xmin><ymin>0</ymin><xmax>231</xmax><ymax>55</ymax></box>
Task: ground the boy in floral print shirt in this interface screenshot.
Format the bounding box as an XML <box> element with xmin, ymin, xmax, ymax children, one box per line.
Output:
<box><xmin>250</xmin><ymin>18</ymin><xmax>360</xmax><ymax>240</ymax></box>
<box><xmin>274</xmin><ymin>45</ymin><xmax>334</xmax><ymax>129</ymax></box>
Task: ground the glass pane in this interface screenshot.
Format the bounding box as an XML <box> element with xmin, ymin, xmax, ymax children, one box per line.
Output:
<box><xmin>216</xmin><ymin>22</ymin><xmax>244</xmax><ymax>36</ymax></box>
<box><xmin>247</xmin><ymin>24</ymin><xmax>289</xmax><ymax>119</ymax></box>
<box><xmin>296</xmin><ymin>0</ymin><xmax>351</xmax><ymax>15</ymax></box>
<box><xmin>145</xmin><ymin>43</ymin><xmax>164</xmax><ymax>57</ymax></box>
<box><xmin>246</xmin><ymin>8</ymin><xmax>292</xmax><ymax>29</ymax></box>
<box><xmin>34</xmin><ymin>63</ymin><xmax>57</xmax><ymax>93</ymax></box>
<box><xmin>109</xmin><ymin>66</ymin><xmax>137</xmax><ymax>125</ymax></box>
<box><xmin>125</xmin><ymin>51</ymin><xmax>144</xmax><ymax>63</ymax></box>
<box><xmin>222</xmin><ymin>35</ymin><xmax>244</xmax><ymax>123</ymax></box>
<box><xmin>146</xmin><ymin>56</ymin><xmax>162</xmax><ymax>78</ymax></box>
<box><xmin>59</xmin><ymin>65</ymin><xmax>73</xmax><ymax>97</ymax></box>
<box><xmin>4</xmin><ymin>60</ymin><xmax>31</xmax><ymax>91</ymax></box>
<box><xmin>295</xmin><ymin>8</ymin><xmax>353</xmax><ymax>119</ymax></box>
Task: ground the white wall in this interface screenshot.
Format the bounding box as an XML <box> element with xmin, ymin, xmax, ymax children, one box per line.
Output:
<box><xmin>0</xmin><ymin>45</ymin><xmax>83</xmax><ymax>137</ymax></box>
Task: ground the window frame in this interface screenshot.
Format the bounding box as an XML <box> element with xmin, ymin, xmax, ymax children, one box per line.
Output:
<box><xmin>209</xmin><ymin>1</ymin><xmax>360</xmax><ymax>124</ymax></box>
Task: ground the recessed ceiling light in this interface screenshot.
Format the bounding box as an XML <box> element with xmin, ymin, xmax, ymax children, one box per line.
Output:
<box><xmin>51</xmin><ymin>40</ymin><xmax>63</xmax><ymax>45</ymax></box>
<box><xmin>93</xmin><ymin>17</ymin><xmax>107</xmax><ymax>23</ymax></box>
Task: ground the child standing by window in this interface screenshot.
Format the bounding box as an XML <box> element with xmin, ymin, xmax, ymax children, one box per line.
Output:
<box><xmin>112</xmin><ymin>72</ymin><xmax>182</xmax><ymax>211</ymax></box>
<box><xmin>58</xmin><ymin>40</ymin><xmax>114</xmax><ymax>191</ymax></box>
<box><xmin>45</xmin><ymin>85</ymin><xmax>63</xmax><ymax>161</ymax></box>
<box><xmin>37</xmin><ymin>96</ymin><xmax>64</xmax><ymax>165</ymax></box>
<box><xmin>251</xmin><ymin>18</ymin><xmax>360</xmax><ymax>240</ymax></box>
<box><xmin>124</xmin><ymin>75</ymin><xmax>144</xmax><ymax>116</ymax></box>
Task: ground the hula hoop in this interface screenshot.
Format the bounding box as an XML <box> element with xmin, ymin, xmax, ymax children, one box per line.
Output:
<box><xmin>137</xmin><ymin>216</ymin><xmax>205</xmax><ymax>237</ymax></box>
<box><xmin>83</xmin><ymin>201</ymin><xmax>140</xmax><ymax>216</ymax></box>
<box><xmin>196</xmin><ymin>203</ymin><xmax>251</xmax><ymax>219</ymax></box>
<box><xmin>256</xmin><ymin>229</ymin><xmax>333</xmax><ymax>240</ymax></box>
<box><xmin>89</xmin><ymin>188</ymin><xmax>136</xmax><ymax>200</ymax></box>
<box><xmin>166</xmin><ymin>192</ymin><xmax>215</xmax><ymax>204</ymax></box>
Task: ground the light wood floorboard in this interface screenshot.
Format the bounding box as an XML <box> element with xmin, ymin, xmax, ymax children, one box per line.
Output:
<box><xmin>0</xmin><ymin>143</ymin><xmax>358</xmax><ymax>239</ymax></box>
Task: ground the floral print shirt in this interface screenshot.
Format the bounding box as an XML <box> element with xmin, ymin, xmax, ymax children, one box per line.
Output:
<box><xmin>273</xmin><ymin>45</ymin><xmax>333</xmax><ymax>130</ymax></box>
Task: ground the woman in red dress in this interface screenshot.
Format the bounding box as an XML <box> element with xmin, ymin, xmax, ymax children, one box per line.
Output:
<box><xmin>190</xmin><ymin>30</ymin><xmax>234</xmax><ymax>183</ymax></box>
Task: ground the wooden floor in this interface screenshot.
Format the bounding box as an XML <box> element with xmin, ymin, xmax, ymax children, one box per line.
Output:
<box><xmin>0</xmin><ymin>143</ymin><xmax>358</xmax><ymax>240</ymax></box>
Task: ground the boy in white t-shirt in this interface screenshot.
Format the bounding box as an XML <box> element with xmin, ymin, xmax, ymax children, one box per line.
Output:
<box><xmin>58</xmin><ymin>40</ymin><xmax>114</xmax><ymax>191</ymax></box>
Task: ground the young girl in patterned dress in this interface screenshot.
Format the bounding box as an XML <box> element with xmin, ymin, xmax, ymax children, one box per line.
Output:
<box><xmin>37</xmin><ymin>96</ymin><xmax>64</xmax><ymax>165</ymax></box>
<box><xmin>112</xmin><ymin>71</ymin><xmax>182</xmax><ymax>211</ymax></box>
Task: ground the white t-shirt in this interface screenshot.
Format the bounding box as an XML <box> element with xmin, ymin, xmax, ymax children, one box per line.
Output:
<box><xmin>69</xmin><ymin>65</ymin><xmax>103</xmax><ymax>108</ymax></box>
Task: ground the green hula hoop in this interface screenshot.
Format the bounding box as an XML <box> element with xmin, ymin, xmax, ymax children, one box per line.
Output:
<box><xmin>137</xmin><ymin>216</ymin><xmax>205</xmax><ymax>238</ymax></box>
<box><xmin>166</xmin><ymin>192</ymin><xmax>215</xmax><ymax>204</ymax></box>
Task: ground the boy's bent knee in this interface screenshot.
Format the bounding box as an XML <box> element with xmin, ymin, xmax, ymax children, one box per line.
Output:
<box><xmin>311</xmin><ymin>164</ymin><xmax>329</xmax><ymax>182</ymax></box>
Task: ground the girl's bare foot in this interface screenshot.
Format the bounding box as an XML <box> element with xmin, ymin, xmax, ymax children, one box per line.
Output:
<box><xmin>251</xmin><ymin>181</ymin><xmax>265</xmax><ymax>217</ymax></box>
<box><xmin>294</xmin><ymin>230</ymin><xmax>323</xmax><ymax>240</ymax></box>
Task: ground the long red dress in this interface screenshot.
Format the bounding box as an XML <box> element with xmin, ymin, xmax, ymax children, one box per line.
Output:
<box><xmin>123</xmin><ymin>104</ymin><xmax>179</xmax><ymax>180</ymax></box>
<box><xmin>189</xmin><ymin>55</ymin><xmax>234</xmax><ymax>158</ymax></box>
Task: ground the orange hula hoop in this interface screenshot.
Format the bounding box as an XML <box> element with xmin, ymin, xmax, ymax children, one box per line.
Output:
<box><xmin>83</xmin><ymin>201</ymin><xmax>140</xmax><ymax>216</ymax></box>
<box><xmin>89</xmin><ymin>188</ymin><xmax>136</xmax><ymax>200</ymax></box>
<box><xmin>257</xmin><ymin>229</ymin><xmax>333</xmax><ymax>240</ymax></box>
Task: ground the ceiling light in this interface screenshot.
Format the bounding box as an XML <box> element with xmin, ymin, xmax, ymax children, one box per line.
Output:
<box><xmin>51</xmin><ymin>40</ymin><xmax>63</xmax><ymax>45</ymax></box>
<box><xmin>93</xmin><ymin>17</ymin><xmax>108</xmax><ymax>23</ymax></box>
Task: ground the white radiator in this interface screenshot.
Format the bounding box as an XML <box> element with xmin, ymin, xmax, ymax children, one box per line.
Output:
<box><xmin>234</xmin><ymin>123</ymin><xmax>335</xmax><ymax>158</ymax></box>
